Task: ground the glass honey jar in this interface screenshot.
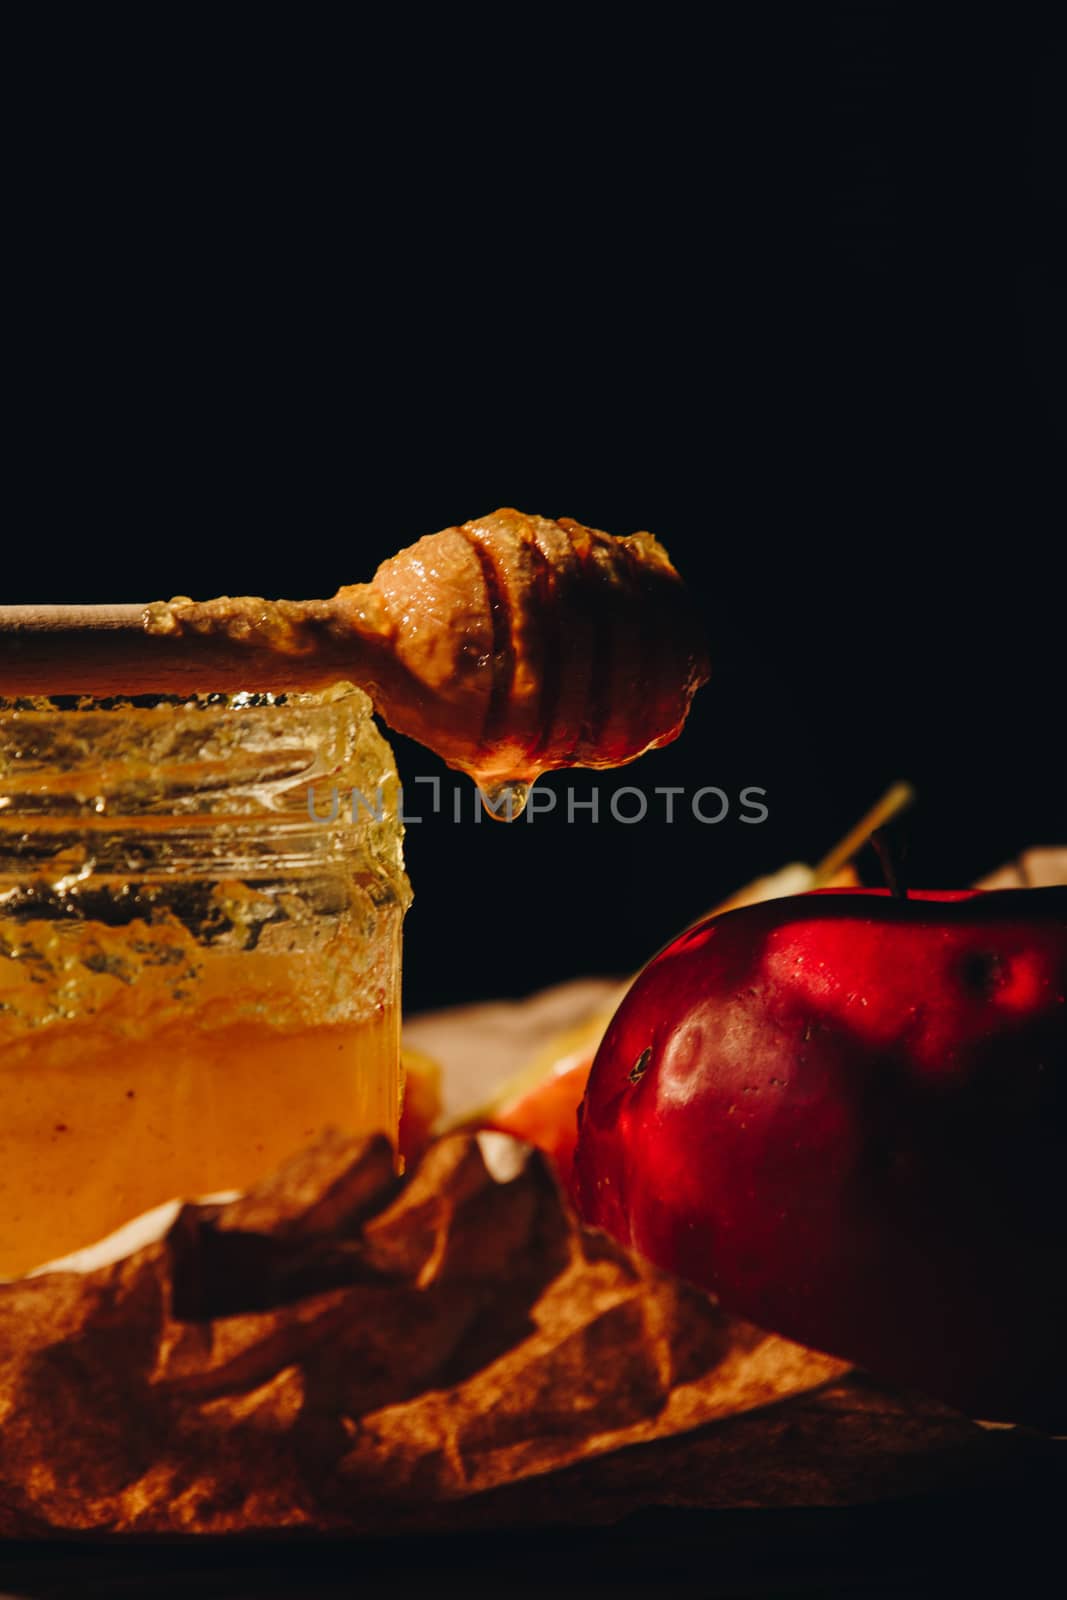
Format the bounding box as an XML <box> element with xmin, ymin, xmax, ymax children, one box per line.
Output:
<box><xmin>0</xmin><ymin>683</ymin><xmax>410</xmax><ymax>1277</ymax></box>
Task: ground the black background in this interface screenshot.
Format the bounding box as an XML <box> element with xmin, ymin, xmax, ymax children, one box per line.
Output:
<box><xmin>5</xmin><ymin>5</ymin><xmax>1064</xmax><ymax>1013</ymax></box>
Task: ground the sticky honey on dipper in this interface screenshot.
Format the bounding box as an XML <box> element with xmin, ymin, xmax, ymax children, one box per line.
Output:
<box><xmin>0</xmin><ymin>509</ymin><xmax>710</xmax><ymax>814</ymax></box>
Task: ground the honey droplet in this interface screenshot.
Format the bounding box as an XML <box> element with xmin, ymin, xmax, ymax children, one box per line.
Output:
<box><xmin>477</xmin><ymin>780</ymin><xmax>531</xmax><ymax>821</ymax></box>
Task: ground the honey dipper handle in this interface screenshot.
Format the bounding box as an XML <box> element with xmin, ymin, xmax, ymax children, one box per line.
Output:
<box><xmin>0</xmin><ymin>597</ymin><xmax>381</xmax><ymax>699</ymax></box>
<box><xmin>0</xmin><ymin>603</ymin><xmax>149</xmax><ymax>631</ymax></box>
<box><xmin>0</xmin><ymin>604</ymin><xmax>161</xmax><ymax>698</ymax></box>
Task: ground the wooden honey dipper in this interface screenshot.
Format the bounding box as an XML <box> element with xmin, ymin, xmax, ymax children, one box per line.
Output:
<box><xmin>0</xmin><ymin>509</ymin><xmax>710</xmax><ymax>809</ymax></box>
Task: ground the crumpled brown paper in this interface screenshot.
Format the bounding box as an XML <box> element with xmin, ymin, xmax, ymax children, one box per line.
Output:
<box><xmin>0</xmin><ymin>1127</ymin><xmax>1046</xmax><ymax>1538</ymax></box>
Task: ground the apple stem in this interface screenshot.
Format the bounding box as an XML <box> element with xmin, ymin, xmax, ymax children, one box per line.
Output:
<box><xmin>871</xmin><ymin>827</ymin><xmax>909</xmax><ymax>899</ymax></box>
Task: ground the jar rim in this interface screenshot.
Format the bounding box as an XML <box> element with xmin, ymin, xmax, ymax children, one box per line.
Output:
<box><xmin>0</xmin><ymin>679</ymin><xmax>402</xmax><ymax>825</ymax></box>
<box><xmin>0</xmin><ymin>680</ymin><xmax>369</xmax><ymax>724</ymax></box>
<box><xmin>0</xmin><ymin>679</ymin><xmax>410</xmax><ymax>904</ymax></box>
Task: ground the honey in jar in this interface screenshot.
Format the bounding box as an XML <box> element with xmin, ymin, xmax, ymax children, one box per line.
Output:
<box><xmin>0</xmin><ymin>684</ymin><xmax>410</xmax><ymax>1276</ymax></box>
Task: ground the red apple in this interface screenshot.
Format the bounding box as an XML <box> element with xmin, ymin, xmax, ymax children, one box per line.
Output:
<box><xmin>572</xmin><ymin>887</ymin><xmax>1067</xmax><ymax>1427</ymax></box>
